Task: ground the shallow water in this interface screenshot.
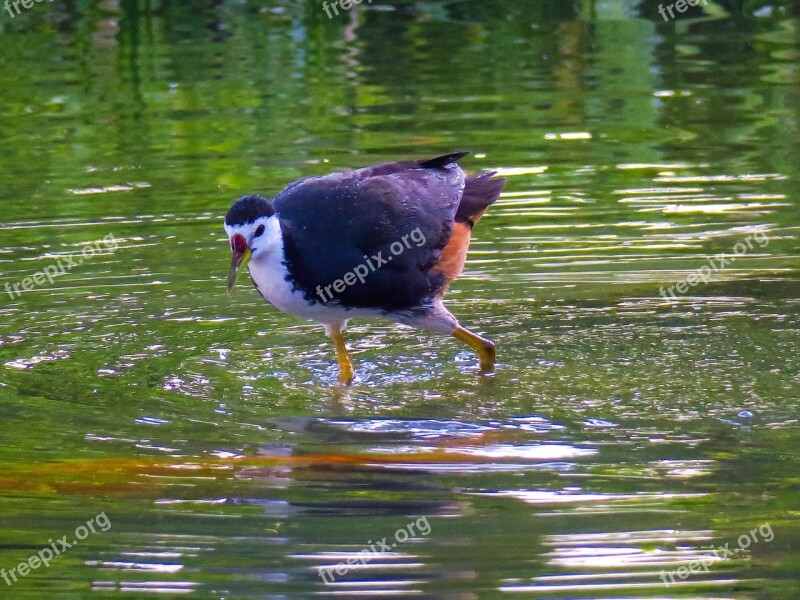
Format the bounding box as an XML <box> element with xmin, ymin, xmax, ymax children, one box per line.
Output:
<box><xmin>1</xmin><ymin>1</ymin><xmax>799</xmax><ymax>597</ymax></box>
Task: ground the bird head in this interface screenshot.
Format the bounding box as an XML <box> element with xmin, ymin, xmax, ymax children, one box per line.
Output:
<box><xmin>224</xmin><ymin>194</ymin><xmax>277</xmax><ymax>293</ymax></box>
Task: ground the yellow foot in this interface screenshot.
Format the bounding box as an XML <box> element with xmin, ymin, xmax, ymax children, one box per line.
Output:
<box><xmin>453</xmin><ymin>325</ymin><xmax>496</xmax><ymax>372</ymax></box>
<box><xmin>337</xmin><ymin>358</ymin><xmax>355</xmax><ymax>385</ymax></box>
<box><xmin>330</xmin><ymin>326</ymin><xmax>355</xmax><ymax>385</ymax></box>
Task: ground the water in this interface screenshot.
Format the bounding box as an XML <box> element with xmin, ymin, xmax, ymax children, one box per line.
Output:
<box><xmin>1</xmin><ymin>1</ymin><xmax>799</xmax><ymax>597</ymax></box>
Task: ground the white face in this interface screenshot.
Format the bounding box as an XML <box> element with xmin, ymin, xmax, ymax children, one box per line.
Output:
<box><xmin>224</xmin><ymin>215</ymin><xmax>281</xmax><ymax>262</ymax></box>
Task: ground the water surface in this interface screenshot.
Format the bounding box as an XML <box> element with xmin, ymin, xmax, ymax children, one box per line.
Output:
<box><xmin>1</xmin><ymin>1</ymin><xmax>799</xmax><ymax>597</ymax></box>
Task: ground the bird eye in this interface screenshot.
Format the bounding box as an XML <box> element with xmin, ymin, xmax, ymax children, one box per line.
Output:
<box><xmin>254</xmin><ymin>224</ymin><xmax>265</xmax><ymax>238</ymax></box>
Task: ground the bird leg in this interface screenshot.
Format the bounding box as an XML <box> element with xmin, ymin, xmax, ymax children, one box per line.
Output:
<box><xmin>453</xmin><ymin>325</ymin><xmax>496</xmax><ymax>372</ymax></box>
<box><xmin>328</xmin><ymin>325</ymin><xmax>355</xmax><ymax>384</ymax></box>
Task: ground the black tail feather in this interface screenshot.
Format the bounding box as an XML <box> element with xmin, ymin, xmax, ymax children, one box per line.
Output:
<box><xmin>419</xmin><ymin>151</ymin><xmax>470</xmax><ymax>169</ymax></box>
<box><xmin>456</xmin><ymin>172</ymin><xmax>505</xmax><ymax>228</ymax></box>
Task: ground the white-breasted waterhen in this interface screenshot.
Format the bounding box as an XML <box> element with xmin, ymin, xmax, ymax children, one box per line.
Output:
<box><xmin>224</xmin><ymin>152</ymin><xmax>505</xmax><ymax>384</ymax></box>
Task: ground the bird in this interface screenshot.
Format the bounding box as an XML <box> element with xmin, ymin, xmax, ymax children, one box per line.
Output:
<box><xmin>224</xmin><ymin>151</ymin><xmax>505</xmax><ymax>384</ymax></box>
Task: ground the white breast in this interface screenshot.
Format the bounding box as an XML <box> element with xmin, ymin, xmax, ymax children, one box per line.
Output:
<box><xmin>246</xmin><ymin>218</ymin><xmax>379</xmax><ymax>326</ymax></box>
<box><xmin>248</xmin><ymin>241</ymin><xmax>308</xmax><ymax>315</ymax></box>
<box><xmin>245</xmin><ymin>218</ymin><xmax>311</xmax><ymax>315</ymax></box>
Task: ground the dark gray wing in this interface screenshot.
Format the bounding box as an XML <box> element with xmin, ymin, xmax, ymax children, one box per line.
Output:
<box><xmin>273</xmin><ymin>154</ymin><xmax>466</xmax><ymax>311</ymax></box>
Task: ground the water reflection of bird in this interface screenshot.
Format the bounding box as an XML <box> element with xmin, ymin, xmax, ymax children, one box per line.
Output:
<box><xmin>224</xmin><ymin>152</ymin><xmax>505</xmax><ymax>384</ymax></box>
